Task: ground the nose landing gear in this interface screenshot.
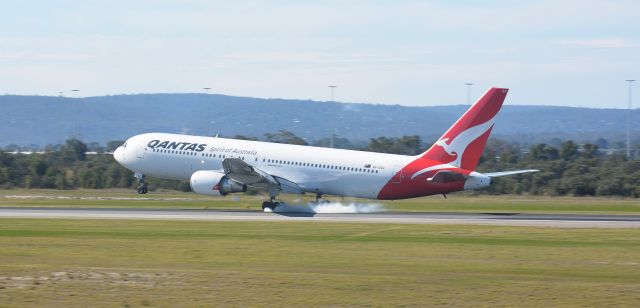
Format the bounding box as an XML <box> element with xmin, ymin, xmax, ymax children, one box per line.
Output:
<box><xmin>135</xmin><ymin>173</ymin><xmax>148</xmax><ymax>194</ymax></box>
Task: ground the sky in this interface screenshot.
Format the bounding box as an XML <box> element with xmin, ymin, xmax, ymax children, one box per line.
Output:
<box><xmin>0</xmin><ymin>0</ymin><xmax>638</xmax><ymax>108</ymax></box>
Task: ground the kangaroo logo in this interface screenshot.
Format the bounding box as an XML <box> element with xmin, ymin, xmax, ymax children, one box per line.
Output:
<box><xmin>433</xmin><ymin>117</ymin><xmax>496</xmax><ymax>167</ymax></box>
<box><xmin>411</xmin><ymin>115</ymin><xmax>497</xmax><ymax>180</ymax></box>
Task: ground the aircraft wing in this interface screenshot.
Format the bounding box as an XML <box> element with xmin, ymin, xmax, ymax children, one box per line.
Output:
<box><xmin>484</xmin><ymin>169</ymin><xmax>539</xmax><ymax>177</ymax></box>
<box><xmin>222</xmin><ymin>158</ymin><xmax>303</xmax><ymax>194</ymax></box>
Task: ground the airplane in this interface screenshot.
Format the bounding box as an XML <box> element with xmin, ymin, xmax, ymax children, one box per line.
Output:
<box><xmin>114</xmin><ymin>87</ymin><xmax>538</xmax><ymax>210</ymax></box>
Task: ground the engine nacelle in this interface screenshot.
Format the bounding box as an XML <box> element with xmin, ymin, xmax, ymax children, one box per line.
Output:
<box><xmin>190</xmin><ymin>170</ymin><xmax>247</xmax><ymax>196</ymax></box>
<box><xmin>463</xmin><ymin>172</ymin><xmax>491</xmax><ymax>190</ymax></box>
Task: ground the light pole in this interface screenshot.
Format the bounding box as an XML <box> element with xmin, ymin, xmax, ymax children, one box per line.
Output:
<box><xmin>465</xmin><ymin>82</ymin><xmax>474</xmax><ymax>105</ymax></box>
<box><xmin>328</xmin><ymin>85</ymin><xmax>337</xmax><ymax>148</ymax></box>
<box><xmin>203</xmin><ymin>87</ymin><xmax>212</xmax><ymax>136</ymax></box>
<box><xmin>58</xmin><ymin>91</ymin><xmax>64</xmax><ymax>147</ymax></box>
<box><xmin>626</xmin><ymin>80</ymin><xmax>635</xmax><ymax>159</ymax></box>
<box><xmin>70</xmin><ymin>89</ymin><xmax>80</xmax><ymax>138</ymax></box>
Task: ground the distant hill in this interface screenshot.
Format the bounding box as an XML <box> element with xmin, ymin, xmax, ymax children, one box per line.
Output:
<box><xmin>1</xmin><ymin>93</ymin><xmax>638</xmax><ymax>147</ymax></box>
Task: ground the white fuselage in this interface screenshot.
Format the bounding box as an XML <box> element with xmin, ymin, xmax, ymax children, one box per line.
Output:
<box><xmin>113</xmin><ymin>88</ymin><xmax>529</xmax><ymax>201</ymax></box>
<box><xmin>114</xmin><ymin>133</ymin><xmax>414</xmax><ymax>199</ymax></box>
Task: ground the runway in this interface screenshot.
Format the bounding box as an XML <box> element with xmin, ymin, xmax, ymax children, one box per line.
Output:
<box><xmin>1</xmin><ymin>207</ymin><xmax>640</xmax><ymax>228</ymax></box>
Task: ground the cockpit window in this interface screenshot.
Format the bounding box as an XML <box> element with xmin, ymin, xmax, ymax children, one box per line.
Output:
<box><xmin>123</xmin><ymin>142</ymin><xmax>127</xmax><ymax>148</ymax></box>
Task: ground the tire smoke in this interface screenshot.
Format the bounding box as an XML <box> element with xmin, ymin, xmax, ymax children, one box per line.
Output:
<box><xmin>264</xmin><ymin>201</ymin><xmax>386</xmax><ymax>214</ymax></box>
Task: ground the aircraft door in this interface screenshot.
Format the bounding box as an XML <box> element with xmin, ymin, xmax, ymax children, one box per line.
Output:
<box><xmin>136</xmin><ymin>144</ymin><xmax>146</xmax><ymax>159</ymax></box>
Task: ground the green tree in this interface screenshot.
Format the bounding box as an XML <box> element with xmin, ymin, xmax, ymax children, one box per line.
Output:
<box><xmin>105</xmin><ymin>140</ymin><xmax>125</xmax><ymax>152</ymax></box>
<box><xmin>559</xmin><ymin>141</ymin><xmax>579</xmax><ymax>160</ymax></box>
<box><xmin>314</xmin><ymin>137</ymin><xmax>355</xmax><ymax>149</ymax></box>
<box><xmin>366</xmin><ymin>136</ymin><xmax>422</xmax><ymax>155</ymax></box>
<box><xmin>61</xmin><ymin>138</ymin><xmax>88</xmax><ymax>162</ymax></box>
<box><xmin>231</xmin><ymin>135</ymin><xmax>258</xmax><ymax>141</ymax></box>
<box><xmin>264</xmin><ymin>130</ymin><xmax>308</xmax><ymax>145</ymax></box>
<box><xmin>527</xmin><ymin>144</ymin><xmax>559</xmax><ymax>161</ymax></box>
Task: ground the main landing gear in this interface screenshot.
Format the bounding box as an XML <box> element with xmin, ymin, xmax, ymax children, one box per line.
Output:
<box><xmin>135</xmin><ymin>173</ymin><xmax>148</xmax><ymax>194</ymax></box>
<box><xmin>311</xmin><ymin>191</ymin><xmax>330</xmax><ymax>204</ymax></box>
<box><xmin>262</xmin><ymin>197</ymin><xmax>280</xmax><ymax>212</ymax></box>
<box><xmin>261</xmin><ymin>196</ymin><xmax>280</xmax><ymax>211</ymax></box>
<box><xmin>261</xmin><ymin>201</ymin><xmax>280</xmax><ymax>211</ymax></box>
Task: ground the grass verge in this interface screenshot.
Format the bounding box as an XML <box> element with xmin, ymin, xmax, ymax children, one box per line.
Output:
<box><xmin>0</xmin><ymin>218</ymin><xmax>639</xmax><ymax>307</ymax></box>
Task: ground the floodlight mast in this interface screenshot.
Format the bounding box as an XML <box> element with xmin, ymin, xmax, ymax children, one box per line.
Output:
<box><xmin>70</xmin><ymin>89</ymin><xmax>80</xmax><ymax>138</ymax></box>
<box><xmin>58</xmin><ymin>91</ymin><xmax>64</xmax><ymax>145</ymax></box>
<box><xmin>329</xmin><ymin>85</ymin><xmax>337</xmax><ymax>148</ymax></box>
<box><xmin>465</xmin><ymin>82</ymin><xmax>474</xmax><ymax>105</ymax></box>
<box><xmin>203</xmin><ymin>87</ymin><xmax>212</xmax><ymax>136</ymax></box>
<box><xmin>626</xmin><ymin>79</ymin><xmax>635</xmax><ymax>159</ymax></box>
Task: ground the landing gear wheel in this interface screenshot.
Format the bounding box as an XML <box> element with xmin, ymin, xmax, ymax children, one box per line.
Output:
<box><xmin>135</xmin><ymin>173</ymin><xmax>148</xmax><ymax>194</ymax></box>
<box><xmin>262</xmin><ymin>201</ymin><xmax>271</xmax><ymax>210</ymax></box>
<box><xmin>312</xmin><ymin>192</ymin><xmax>330</xmax><ymax>204</ymax></box>
<box><xmin>261</xmin><ymin>201</ymin><xmax>280</xmax><ymax>211</ymax></box>
<box><xmin>137</xmin><ymin>186</ymin><xmax>148</xmax><ymax>194</ymax></box>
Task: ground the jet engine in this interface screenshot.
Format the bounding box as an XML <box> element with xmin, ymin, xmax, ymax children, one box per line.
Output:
<box><xmin>190</xmin><ymin>170</ymin><xmax>247</xmax><ymax>196</ymax></box>
<box><xmin>463</xmin><ymin>172</ymin><xmax>491</xmax><ymax>190</ymax></box>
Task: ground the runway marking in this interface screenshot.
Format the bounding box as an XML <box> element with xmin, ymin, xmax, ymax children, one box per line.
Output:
<box><xmin>1</xmin><ymin>208</ymin><xmax>640</xmax><ymax>228</ymax></box>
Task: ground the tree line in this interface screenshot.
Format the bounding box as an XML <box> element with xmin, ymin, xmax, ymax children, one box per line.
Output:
<box><xmin>0</xmin><ymin>132</ymin><xmax>638</xmax><ymax>197</ymax></box>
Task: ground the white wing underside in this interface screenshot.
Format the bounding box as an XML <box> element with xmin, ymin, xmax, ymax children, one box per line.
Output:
<box><xmin>222</xmin><ymin>158</ymin><xmax>303</xmax><ymax>194</ymax></box>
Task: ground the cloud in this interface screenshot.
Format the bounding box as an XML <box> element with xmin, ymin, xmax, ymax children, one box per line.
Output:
<box><xmin>552</xmin><ymin>38</ymin><xmax>639</xmax><ymax>49</ymax></box>
<box><xmin>0</xmin><ymin>1</ymin><xmax>638</xmax><ymax>107</ymax></box>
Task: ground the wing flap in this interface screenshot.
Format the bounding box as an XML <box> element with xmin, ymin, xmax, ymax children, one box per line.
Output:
<box><xmin>222</xmin><ymin>158</ymin><xmax>274</xmax><ymax>185</ymax></box>
<box><xmin>273</xmin><ymin>176</ymin><xmax>303</xmax><ymax>194</ymax></box>
<box><xmin>221</xmin><ymin>158</ymin><xmax>302</xmax><ymax>194</ymax></box>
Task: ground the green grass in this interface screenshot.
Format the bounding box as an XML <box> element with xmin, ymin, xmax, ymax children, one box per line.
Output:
<box><xmin>1</xmin><ymin>188</ymin><xmax>639</xmax><ymax>214</ymax></box>
<box><xmin>0</xmin><ymin>219</ymin><xmax>639</xmax><ymax>307</ymax></box>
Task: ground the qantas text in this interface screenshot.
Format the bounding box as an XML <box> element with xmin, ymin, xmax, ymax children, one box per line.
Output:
<box><xmin>147</xmin><ymin>140</ymin><xmax>206</xmax><ymax>152</ymax></box>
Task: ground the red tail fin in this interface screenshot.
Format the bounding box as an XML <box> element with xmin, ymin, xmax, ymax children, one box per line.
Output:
<box><xmin>421</xmin><ymin>87</ymin><xmax>508</xmax><ymax>171</ymax></box>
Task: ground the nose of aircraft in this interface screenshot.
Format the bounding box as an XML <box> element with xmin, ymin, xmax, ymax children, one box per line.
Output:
<box><xmin>113</xmin><ymin>146</ymin><xmax>125</xmax><ymax>164</ymax></box>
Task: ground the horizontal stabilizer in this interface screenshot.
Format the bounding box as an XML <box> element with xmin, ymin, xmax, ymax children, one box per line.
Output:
<box><xmin>484</xmin><ymin>169</ymin><xmax>539</xmax><ymax>178</ymax></box>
